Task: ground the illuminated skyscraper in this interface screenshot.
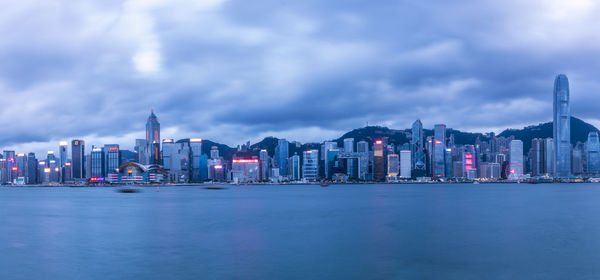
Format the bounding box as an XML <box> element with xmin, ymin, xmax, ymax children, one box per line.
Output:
<box><xmin>553</xmin><ymin>74</ymin><xmax>571</xmax><ymax>177</ymax></box>
<box><xmin>104</xmin><ymin>144</ymin><xmax>120</xmax><ymax>177</ymax></box>
<box><xmin>90</xmin><ymin>146</ymin><xmax>105</xmax><ymax>178</ymax></box>
<box><xmin>146</xmin><ymin>109</ymin><xmax>161</xmax><ymax>165</ymax></box>
<box><xmin>190</xmin><ymin>138</ymin><xmax>203</xmax><ymax>182</ymax></box>
<box><xmin>373</xmin><ymin>140</ymin><xmax>385</xmax><ymax>181</ymax></box>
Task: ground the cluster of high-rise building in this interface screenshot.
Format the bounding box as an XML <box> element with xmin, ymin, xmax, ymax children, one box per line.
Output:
<box><xmin>0</xmin><ymin>74</ymin><xmax>597</xmax><ymax>185</ymax></box>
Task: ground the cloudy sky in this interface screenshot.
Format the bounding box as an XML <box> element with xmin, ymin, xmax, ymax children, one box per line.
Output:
<box><xmin>1</xmin><ymin>0</ymin><xmax>600</xmax><ymax>156</ymax></box>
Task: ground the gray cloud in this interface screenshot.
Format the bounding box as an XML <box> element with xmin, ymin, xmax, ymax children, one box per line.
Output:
<box><xmin>1</xmin><ymin>0</ymin><xmax>600</xmax><ymax>157</ymax></box>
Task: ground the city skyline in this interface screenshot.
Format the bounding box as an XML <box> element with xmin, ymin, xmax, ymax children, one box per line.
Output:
<box><xmin>1</xmin><ymin>1</ymin><xmax>600</xmax><ymax>156</ymax></box>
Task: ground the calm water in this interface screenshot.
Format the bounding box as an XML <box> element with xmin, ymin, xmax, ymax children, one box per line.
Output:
<box><xmin>1</xmin><ymin>184</ymin><xmax>600</xmax><ymax>279</ymax></box>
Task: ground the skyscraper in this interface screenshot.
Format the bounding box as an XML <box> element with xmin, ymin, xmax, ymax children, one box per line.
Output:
<box><xmin>104</xmin><ymin>144</ymin><xmax>121</xmax><ymax>177</ymax></box>
<box><xmin>302</xmin><ymin>150</ymin><xmax>319</xmax><ymax>181</ymax></box>
<box><xmin>146</xmin><ymin>109</ymin><xmax>161</xmax><ymax>165</ymax></box>
<box><xmin>387</xmin><ymin>154</ymin><xmax>399</xmax><ymax>177</ymax></box>
<box><xmin>59</xmin><ymin>141</ymin><xmax>68</xmax><ymax>167</ymax></box>
<box><xmin>190</xmin><ymin>139</ymin><xmax>203</xmax><ymax>182</ymax></box>
<box><xmin>411</xmin><ymin>119</ymin><xmax>425</xmax><ymax>173</ymax></box>
<box><xmin>399</xmin><ymin>150</ymin><xmax>412</xmax><ymax>178</ymax></box>
<box><xmin>586</xmin><ymin>132</ymin><xmax>600</xmax><ymax>174</ymax></box>
<box><xmin>553</xmin><ymin>74</ymin><xmax>571</xmax><ymax>177</ymax></box>
<box><xmin>71</xmin><ymin>140</ymin><xmax>85</xmax><ymax>179</ymax></box>
<box><xmin>90</xmin><ymin>146</ymin><xmax>105</xmax><ymax>178</ymax></box>
<box><xmin>509</xmin><ymin>140</ymin><xmax>523</xmax><ymax>179</ymax></box>
<box><xmin>433</xmin><ymin>124</ymin><xmax>446</xmax><ymax>177</ymax></box>
<box><xmin>373</xmin><ymin>140</ymin><xmax>385</xmax><ymax>181</ymax></box>
<box><xmin>275</xmin><ymin>139</ymin><xmax>289</xmax><ymax>176</ymax></box>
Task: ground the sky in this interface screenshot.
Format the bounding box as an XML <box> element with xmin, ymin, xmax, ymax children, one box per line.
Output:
<box><xmin>1</xmin><ymin>0</ymin><xmax>600</xmax><ymax>156</ymax></box>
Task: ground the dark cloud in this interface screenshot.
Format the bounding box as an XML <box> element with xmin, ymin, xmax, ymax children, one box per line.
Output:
<box><xmin>1</xmin><ymin>0</ymin><xmax>600</xmax><ymax>156</ymax></box>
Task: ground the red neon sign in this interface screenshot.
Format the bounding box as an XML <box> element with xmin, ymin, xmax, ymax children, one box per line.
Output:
<box><xmin>375</xmin><ymin>140</ymin><xmax>382</xmax><ymax>144</ymax></box>
<box><xmin>109</xmin><ymin>147</ymin><xmax>119</xmax><ymax>151</ymax></box>
<box><xmin>233</xmin><ymin>159</ymin><xmax>259</xmax><ymax>163</ymax></box>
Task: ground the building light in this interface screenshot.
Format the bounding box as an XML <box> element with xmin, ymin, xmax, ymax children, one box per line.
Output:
<box><xmin>375</xmin><ymin>140</ymin><xmax>383</xmax><ymax>145</ymax></box>
<box><xmin>44</xmin><ymin>168</ymin><xmax>51</xmax><ymax>173</ymax></box>
<box><xmin>214</xmin><ymin>165</ymin><xmax>223</xmax><ymax>169</ymax></box>
<box><xmin>55</xmin><ymin>168</ymin><xmax>59</xmax><ymax>172</ymax></box>
<box><xmin>60</xmin><ymin>141</ymin><xmax>68</xmax><ymax>146</ymax></box>
<box><xmin>435</xmin><ymin>141</ymin><xmax>442</xmax><ymax>145</ymax></box>
<box><xmin>39</xmin><ymin>162</ymin><xmax>45</xmax><ymax>165</ymax></box>
<box><xmin>11</xmin><ymin>167</ymin><xmax>18</xmax><ymax>171</ymax></box>
<box><xmin>50</xmin><ymin>160</ymin><xmax>56</xmax><ymax>163</ymax></box>
<box><xmin>17</xmin><ymin>153</ymin><xmax>25</xmax><ymax>157</ymax></box>
<box><xmin>92</xmin><ymin>148</ymin><xmax>102</xmax><ymax>152</ymax></box>
<box><xmin>163</xmin><ymin>139</ymin><xmax>174</xmax><ymax>143</ymax></box>
<box><xmin>233</xmin><ymin>159</ymin><xmax>259</xmax><ymax>163</ymax></box>
<box><xmin>109</xmin><ymin>147</ymin><xmax>119</xmax><ymax>151</ymax></box>
<box><xmin>190</xmin><ymin>138</ymin><xmax>202</xmax><ymax>143</ymax></box>
<box><xmin>48</xmin><ymin>151</ymin><xmax>54</xmax><ymax>154</ymax></box>
<box><xmin>65</xmin><ymin>162</ymin><xmax>71</xmax><ymax>166</ymax></box>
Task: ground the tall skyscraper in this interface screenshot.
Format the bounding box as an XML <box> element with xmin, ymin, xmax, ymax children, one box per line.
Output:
<box><xmin>289</xmin><ymin>154</ymin><xmax>301</xmax><ymax>180</ymax></box>
<box><xmin>259</xmin><ymin>149</ymin><xmax>269</xmax><ymax>180</ymax></box>
<box><xmin>553</xmin><ymin>74</ymin><xmax>571</xmax><ymax>177</ymax></box>
<box><xmin>59</xmin><ymin>142</ymin><xmax>68</xmax><ymax>167</ymax></box>
<box><xmin>71</xmin><ymin>140</ymin><xmax>85</xmax><ymax>179</ymax></box>
<box><xmin>433</xmin><ymin>124</ymin><xmax>446</xmax><ymax>177</ymax></box>
<box><xmin>90</xmin><ymin>146</ymin><xmax>105</xmax><ymax>178</ymax></box>
<box><xmin>509</xmin><ymin>140</ymin><xmax>523</xmax><ymax>179</ymax></box>
<box><xmin>190</xmin><ymin>139</ymin><xmax>203</xmax><ymax>182</ymax></box>
<box><xmin>275</xmin><ymin>139</ymin><xmax>289</xmax><ymax>176</ymax></box>
<box><xmin>411</xmin><ymin>119</ymin><xmax>425</xmax><ymax>173</ymax></box>
<box><xmin>27</xmin><ymin>152</ymin><xmax>37</xmax><ymax>184</ymax></box>
<box><xmin>586</xmin><ymin>132</ymin><xmax>600</xmax><ymax>174</ymax></box>
<box><xmin>134</xmin><ymin>139</ymin><xmax>146</xmax><ymax>164</ymax></box>
<box><xmin>373</xmin><ymin>140</ymin><xmax>385</xmax><ymax>181</ymax></box>
<box><xmin>146</xmin><ymin>109</ymin><xmax>161</xmax><ymax>165</ymax></box>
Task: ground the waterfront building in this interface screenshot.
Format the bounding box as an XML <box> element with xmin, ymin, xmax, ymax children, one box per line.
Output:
<box><xmin>373</xmin><ymin>140</ymin><xmax>385</xmax><ymax>181</ymax></box>
<box><xmin>289</xmin><ymin>154</ymin><xmax>301</xmax><ymax>180</ymax></box>
<box><xmin>275</xmin><ymin>139</ymin><xmax>289</xmax><ymax>177</ymax></box>
<box><xmin>411</xmin><ymin>119</ymin><xmax>426</xmax><ymax>174</ymax></box>
<box><xmin>509</xmin><ymin>140</ymin><xmax>524</xmax><ymax>179</ymax></box>
<box><xmin>27</xmin><ymin>152</ymin><xmax>37</xmax><ymax>184</ymax></box>
<box><xmin>400</xmin><ymin>150</ymin><xmax>411</xmax><ymax>178</ymax></box>
<box><xmin>387</xmin><ymin>154</ymin><xmax>399</xmax><ymax>178</ymax></box>
<box><xmin>190</xmin><ymin>138</ymin><xmax>203</xmax><ymax>182</ymax></box>
<box><xmin>572</xmin><ymin>144</ymin><xmax>584</xmax><ymax>175</ymax></box>
<box><xmin>259</xmin><ymin>149</ymin><xmax>269</xmax><ymax>181</ymax></box>
<box><xmin>59</xmin><ymin>142</ymin><xmax>68</xmax><ymax>167</ymax></box>
<box><xmin>231</xmin><ymin>158</ymin><xmax>259</xmax><ymax>183</ymax></box>
<box><xmin>71</xmin><ymin>140</ymin><xmax>85</xmax><ymax>179</ymax></box>
<box><xmin>104</xmin><ymin>144</ymin><xmax>120</xmax><ymax>179</ymax></box>
<box><xmin>586</xmin><ymin>132</ymin><xmax>600</xmax><ymax>174</ymax></box>
<box><xmin>433</xmin><ymin>124</ymin><xmax>446</xmax><ymax>177</ymax></box>
<box><xmin>146</xmin><ymin>110</ymin><xmax>161</xmax><ymax>165</ymax></box>
<box><xmin>553</xmin><ymin>74</ymin><xmax>571</xmax><ymax>177</ymax></box>
<box><xmin>302</xmin><ymin>150</ymin><xmax>319</xmax><ymax>181</ymax></box>
<box><xmin>90</xmin><ymin>146</ymin><xmax>105</xmax><ymax>178</ymax></box>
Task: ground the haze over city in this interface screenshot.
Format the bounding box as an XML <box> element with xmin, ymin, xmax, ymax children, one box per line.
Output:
<box><xmin>2</xmin><ymin>0</ymin><xmax>600</xmax><ymax>156</ymax></box>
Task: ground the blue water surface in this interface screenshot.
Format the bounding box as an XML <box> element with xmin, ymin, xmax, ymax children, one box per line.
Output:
<box><xmin>1</xmin><ymin>184</ymin><xmax>600</xmax><ymax>280</ymax></box>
